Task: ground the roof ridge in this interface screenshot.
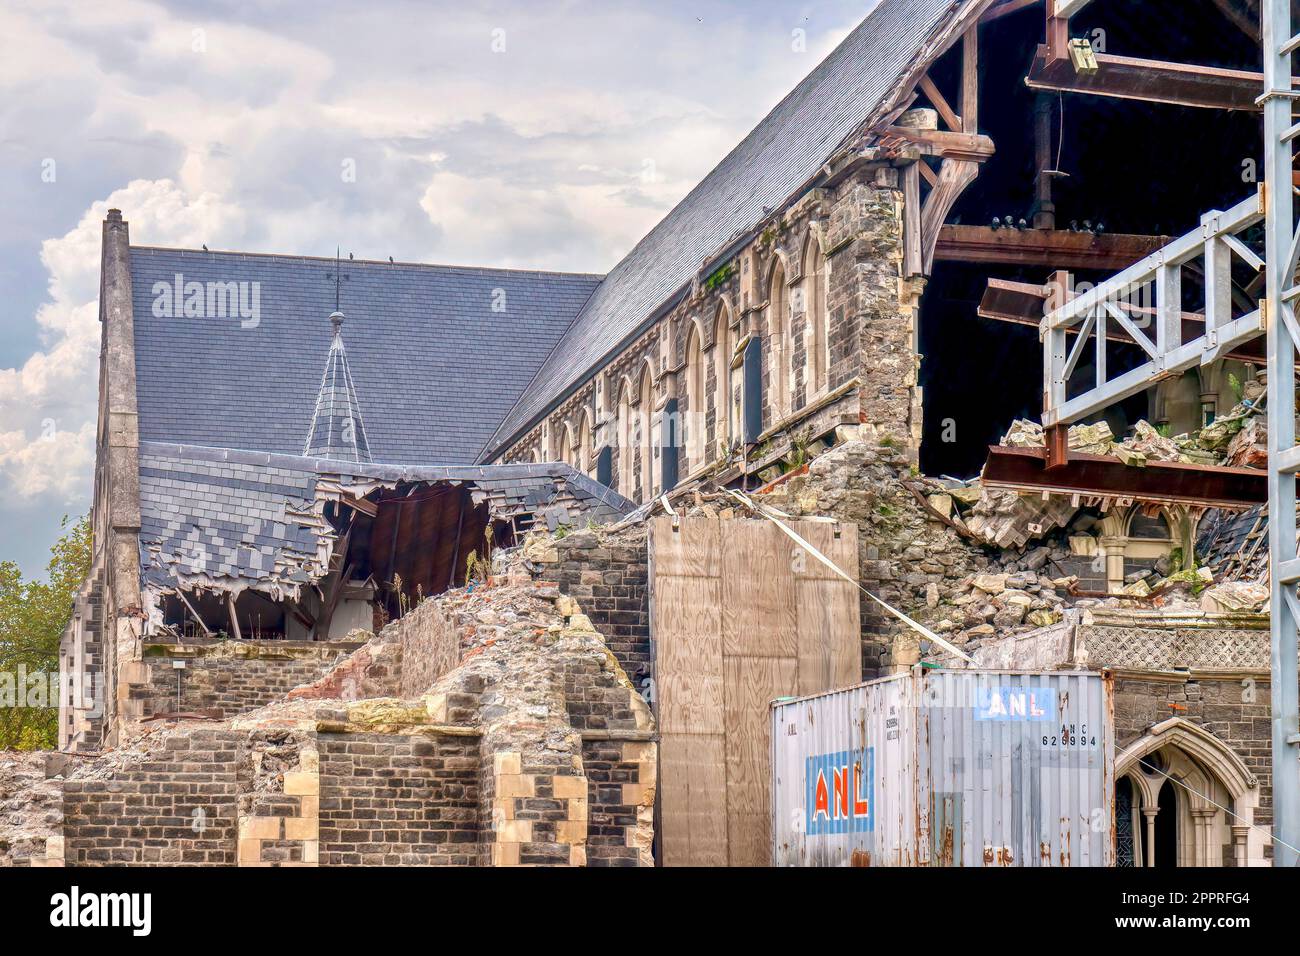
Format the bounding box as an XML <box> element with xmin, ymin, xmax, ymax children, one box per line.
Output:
<box><xmin>481</xmin><ymin>0</ymin><xmax>966</xmax><ymax>460</ymax></box>
<box><xmin>129</xmin><ymin>245</ymin><xmax>606</xmax><ymax>280</ymax></box>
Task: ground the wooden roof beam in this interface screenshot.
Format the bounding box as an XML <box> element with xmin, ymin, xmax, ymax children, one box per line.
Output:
<box><xmin>935</xmin><ymin>225</ymin><xmax>1168</xmax><ymax>270</ymax></box>
<box><xmin>880</xmin><ymin>126</ymin><xmax>995</xmax><ymax>163</ymax></box>
<box><xmin>1053</xmin><ymin>0</ymin><xmax>1094</xmax><ymax>18</ymax></box>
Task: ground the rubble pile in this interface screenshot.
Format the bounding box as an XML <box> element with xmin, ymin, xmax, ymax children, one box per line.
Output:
<box><xmin>0</xmin><ymin>752</ymin><xmax>62</xmax><ymax>866</ymax></box>
<box><xmin>758</xmin><ymin>440</ymin><xmax>1094</xmax><ymax>655</ymax></box>
<box><xmin>995</xmin><ymin>375</ymin><xmax>1267</xmax><ymax>471</ymax></box>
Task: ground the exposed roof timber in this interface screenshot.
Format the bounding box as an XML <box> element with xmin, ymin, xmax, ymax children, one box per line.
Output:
<box><xmin>977</xmin><ymin>278</ymin><xmax>1266</xmax><ymax>365</ymax></box>
<box><xmin>982</xmin><ymin>445</ymin><xmax>1267</xmax><ymax>509</ymax></box>
<box><xmin>917</xmin><ymin>74</ymin><xmax>963</xmax><ymax>131</ymax></box>
<box><xmin>880</xmin><ymin>125</ymin><xmax>995</xmax><ymax>163</ymax></box>
<box><xmin>936</xmin><ymin>226</ymin><xmax>1168</xmax><ymax>270</ymax></box>
<box><xmin>1027</xmin><ymin>45</ymin><xmax>1268</xmax><ymax>111</ymax></box>
<box><xmin>981</xmin><ymin>0</ymin><xmax>1041</xmax><ymax>20</ymax></box>
<box><xmin>1052</xmin><ymin>0</ymin><xmax>1093</xmax><ymax>17</ymax></box>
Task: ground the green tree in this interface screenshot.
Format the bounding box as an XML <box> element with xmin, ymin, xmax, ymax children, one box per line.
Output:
<box><xmin>0</xmin><ymin>515</ymin><xmax>91</xmax><ymax>750</ymax></box>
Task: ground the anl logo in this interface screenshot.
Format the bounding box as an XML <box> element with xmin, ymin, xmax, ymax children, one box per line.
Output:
<box><xmin>805</xmin><ymin>748</ymin><xmax>873</xmax><ymax>835</ymax></box>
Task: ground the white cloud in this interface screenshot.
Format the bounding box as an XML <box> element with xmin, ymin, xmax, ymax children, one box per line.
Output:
<box><xmin>0</xmin><ymin>0</ymin><xmax>872</xmax><ymax>571</ymax></box>
<box><xmin>0</xmin><ymin>178</ymin><xmax>243</xmax><ymax>502</ymax></box>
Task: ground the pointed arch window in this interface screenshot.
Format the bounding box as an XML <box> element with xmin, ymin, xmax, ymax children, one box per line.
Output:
<box><xmin>713</xmin><ymin>302</ymin><xmax>734</xmax><ymax>459</ymax></box>
<box><xmin>616</xmin><ymin>378</ymin><xmax>634</xmax><ymax>495</ymax></box>
<box><xmin>803</xmin><ymin>236</ymin><xmax>829</xmax><ymax>397</ymax></box>
<box><xmin>638</xmin><ymin>364</ymin><xmax>656</xmax><ymax>501</ymax></box>
<box><xmin>769</xmin><ymin>258</ymin><xmax>791</xmax><ymax>423</ymax></box>
<box><xmin>684</xmin><ymin>320</ymin><xmax>705</xmax><ymax>470</ymax></box>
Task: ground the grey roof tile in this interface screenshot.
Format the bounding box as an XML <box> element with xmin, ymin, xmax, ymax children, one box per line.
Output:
<box><xmin>130</xmin><ymin>251</ymin><xmax>601</xmax><ymax>464</ymax></box>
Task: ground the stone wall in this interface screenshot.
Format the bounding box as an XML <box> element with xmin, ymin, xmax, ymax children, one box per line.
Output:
<box><xmin>9</xmin><ymin>545</ymin><xmax>656</xmax><ymax>867</ymax></box>
<box><xmin>0</xmin><ymin>752</ymin><xmax>64</xmax><ymax>866</ymax></box>
<box><xmin>1113</xmin><ymin>673</ymin><xmax>1272</xmax><ymax>864</ymax></box>
<box><xmin>135</xmin><ymin>639</ymin><xmax>360</xmax><ymax>719</ymax></box>
<box><xmin>319</xmin><ymin>731</ymin><xmax>480</xmax><ymax>866</ymax></box>
<box><xmin>63</xmin><ymin>728</ymin><xmax>241</xmax><ymax>865</ymax></box>
<box><xmin>390</xmin><ymin>597</ymin><xmax>461</xmax><ymax>698</ymax></box>
<box><xmin>528</xmin><ymin>527</ymin><xmax>651</xmax><ymax>695</ymax></box>
<box><xmin>582</xmin><ymin>736</ymin><xmax>656</xmax><ymax>867</ymax></box>
<box><xmin>497</xmin><ymin>162</ymin><xmax>920</xmax><ymax>502</ymax></box>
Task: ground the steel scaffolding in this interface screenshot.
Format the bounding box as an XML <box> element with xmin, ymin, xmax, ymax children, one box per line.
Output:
<box><xmin>1263</xmin><ymin>0</ymin><xmax>1300</xmax><ymax>868</ymax></box>
<box><xmin>1038</xmin><ymin>0</ymin><xmax>1300</xmax><ymax>866</ymax></box>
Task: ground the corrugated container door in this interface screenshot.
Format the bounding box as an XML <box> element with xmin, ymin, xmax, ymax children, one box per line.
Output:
<box><xmin>917</xmin><ymin>670</ymin><xmax>1114</xmax><ymax>867</ymax></box>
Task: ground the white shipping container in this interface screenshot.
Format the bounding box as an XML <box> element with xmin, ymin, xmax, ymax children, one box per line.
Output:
<box><xmin>771</xmin><ymin>668</ymin><xmax>1114</xmax><ymax>866</ymax></box>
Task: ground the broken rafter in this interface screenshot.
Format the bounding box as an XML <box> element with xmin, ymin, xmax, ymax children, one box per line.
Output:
<box><xmin>175</xmin><ymin>589</ymin><xmax>213</xmax><ymax>637</ymax></box>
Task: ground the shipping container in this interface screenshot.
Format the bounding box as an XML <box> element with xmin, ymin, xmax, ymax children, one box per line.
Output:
<box><xmin>771</xmin><ymin>668</ymin><xmax>1114</xmax><ymax>866</ymax></box>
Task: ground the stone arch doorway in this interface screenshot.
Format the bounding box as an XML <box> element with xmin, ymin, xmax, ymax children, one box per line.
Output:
<box><xmin>1115</xmin><ymin>718</ymin><xmax>1261</xmax><ymax>867</ymax></box>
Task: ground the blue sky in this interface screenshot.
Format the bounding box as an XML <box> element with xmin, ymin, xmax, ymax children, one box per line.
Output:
<box><xmin>0</xmin><ymin>0</ymin><xmax>876</xmax><ymax>578</ymax></box>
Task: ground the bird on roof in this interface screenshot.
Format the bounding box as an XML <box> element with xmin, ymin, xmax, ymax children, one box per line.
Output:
<box><xmin>202</xmin><ymin>244</ymin><xmax>208</xmax><ymax>251</ymax></box>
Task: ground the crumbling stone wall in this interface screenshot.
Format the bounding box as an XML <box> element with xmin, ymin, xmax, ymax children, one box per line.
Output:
<box><xmin>136</xmin><ymin>639</ymin><xmax>361</xmax><ymax>719</ymax></box>
<box><xmin>529</xmin><ymin>526</ymin><xmax>651</xmax><ymax>694</ymax></box>
<box><xmin>0</xmin><ymin>753</ymin><xmax>64</xmax><ymax>866</ymax></box>
<box><xmin>63</xmin><ymin>728</ymin><xmax>241</xmax><ymax>865</ymax></box>
<box><xmin>319</xmin><ymin>731</ymin><xmax>480</xmax><ymax>866</ymax></box>
<box><xmin>11</xmin><ymin>542</ymin><xmax>656</xmax><ymax>868</ymax></box>
<box><xmin>760</xmin><ymin>439</ymin><xmax>1077</xmax><ymax>676</ymax></box>
<box><xmin>389</xmin><ymin>596</ymin><xmax>461</xmax><ymax>698</ymax></box>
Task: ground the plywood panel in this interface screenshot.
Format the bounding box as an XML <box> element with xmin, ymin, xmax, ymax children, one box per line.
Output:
<box><xmin>652</xmin><ymin>515</ymin><xmax>860</xmax><ymax>867</ymax></box>
<box><xmin>653</xmin><ymin>566</ymin><xmax>723</xmax><ymax>736</ymax></box>
<box><xmin>724</xmin><ymin>655</ymin><xmax>797</xmax><ymax>866</ymax></box>
<box><xmin>649</xmin><ymin>515</ymin><xmax>721</xmax><ymax>577</ymax></box>
<box><xmin>720</xmin><ymin>521</ymin><xmax>797</xmax><ymax>658</ymax></box>
<box><xmin>659</xmin><ymin>734</ymin><xmax>727</xmax><ymax>866</ymax></box>
<box><xmin>794</xmin><ymin>520</ymin><xmax>859</xmax><ymax>581</ymax></box>
<box><xmin>796</xmin><ymin>578</ymin><xmax>861</xmax><ymax>695</ymax></box>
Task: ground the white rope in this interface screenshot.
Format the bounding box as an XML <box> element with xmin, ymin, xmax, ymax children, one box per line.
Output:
<box><xmin>723</xmin><ymin>489</ymin><xmax>976</xmax><ymax>665</ymax></box>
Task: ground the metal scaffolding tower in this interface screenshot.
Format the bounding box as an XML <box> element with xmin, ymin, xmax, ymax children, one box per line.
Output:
<box><xmin>1038</xmin><ymin>0</ymin><xmax>1300</xmax><ymax>867</ymax></box>
<box><xmin>1263</xmin><ymin>0</ymin><xmax>1300</xmax><ymax>868</ymax></box>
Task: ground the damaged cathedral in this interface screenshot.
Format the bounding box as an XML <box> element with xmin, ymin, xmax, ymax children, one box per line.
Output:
<box><xmin>1</xmin><ymin>0</ymin><xmax>1291</xmax><ymax>868</ymax></box>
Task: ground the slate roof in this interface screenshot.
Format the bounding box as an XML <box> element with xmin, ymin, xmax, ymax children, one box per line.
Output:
<box><xmin>137</xmin><ymin>441</ymin><xmax>635</xmax><ymax>594</ymax></box>
<box><xmin>131</xmin><ymin>248</ymin><xmax>601</xmax><ymax>464</ymax></box>
<box><xmin>480</xmin><ymin>0</ymin><xmax>973</xmax><ymax>459</ymax></box>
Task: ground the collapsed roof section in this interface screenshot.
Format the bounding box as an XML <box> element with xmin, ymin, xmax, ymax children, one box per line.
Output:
<box><xmin>137</xmin><ymin>440</ymin><xmax>635</xmax><ymax>634</ymax></box>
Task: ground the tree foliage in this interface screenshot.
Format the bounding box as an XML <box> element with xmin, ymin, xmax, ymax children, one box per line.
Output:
<box><xmin>0</xmin><ymin>515</ymin><xmax>91</xmax><ymax>750</ymax></box>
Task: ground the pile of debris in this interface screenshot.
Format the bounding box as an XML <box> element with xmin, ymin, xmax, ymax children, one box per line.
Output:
<box><xmin>995</xmin><ymin>374</ymin><xmax>1267</xmax><ymax>472</ymax></box>
<box><xmin>0</xmin><ymin>752</ymin><xmax>63</xmax><ymax>866</ymax></box>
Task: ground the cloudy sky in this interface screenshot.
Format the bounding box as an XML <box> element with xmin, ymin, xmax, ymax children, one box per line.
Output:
<box><xmin>0</xmin><ymin>0</ymin><xmax>874</xmax><ymax>577</ymax></box>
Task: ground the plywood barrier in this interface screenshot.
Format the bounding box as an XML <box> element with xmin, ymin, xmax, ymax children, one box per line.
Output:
<box><xmin>650</xmin><ymin>515</ymin><xmax>859</xmax><ymax>866</ymax></box>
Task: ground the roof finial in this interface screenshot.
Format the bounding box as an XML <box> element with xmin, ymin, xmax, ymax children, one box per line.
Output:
<box><xmin>334</xmin><ymin>245</ymin><xmax>343</xmax><ymax>312</ymax></box>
